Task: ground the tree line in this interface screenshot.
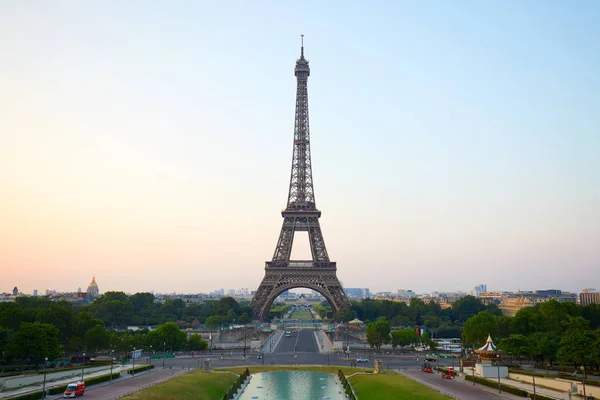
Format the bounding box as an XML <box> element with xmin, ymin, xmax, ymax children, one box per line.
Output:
<box><xmin>461</xmin><ymin>300</ymin><xmax>600</xmax><ymax>369</ymax></box>
<box><xmin>331</xmin><ymin>295</ymin><xmax>502</xmax><ymax>339</ymax></box>
<box><xmin>0</xmin><ymin>293</ymin><xmax>248</xmax><ymax>365</ymax></box>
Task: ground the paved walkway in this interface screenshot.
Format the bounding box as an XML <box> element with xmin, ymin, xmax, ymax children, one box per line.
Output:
<box><xmin>399</xmin><ymin>369</ymin><xmax>521</xmax><ymax>400</ymax></box>
<box><xmin>461</xmin><ymin>367</ymin><xmax>569</xmax><ymax>400</ymax></box>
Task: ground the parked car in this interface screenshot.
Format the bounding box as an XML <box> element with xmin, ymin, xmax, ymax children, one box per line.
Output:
<box><xmin>63</xmin><ymin>381</ymin><xmax>85</xmax><ymax>397</ymax></box>
<box><xmin>356</xmin><ymin>357</ymin><xmax>369</xmax><ymax>363</ymax></box>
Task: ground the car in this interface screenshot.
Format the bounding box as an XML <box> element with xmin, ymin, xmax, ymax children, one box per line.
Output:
<box><xmin>256</xmin><ymin>353</ymin><xmax>263</xmax><ymax>359</ymax></box>
<box><xmin>425</xmin><ymin>357</ymin><xmax>436</xmax><ymax>362</ymax></box>
<box><xmin>63</xmin><ymin>381</ymin><xmax>85</xmax><ymax>397</ymax></box>
<box><xmin>356</xmin><ymin>357</ymin><xmax>369</xmax><ymax>363</ymax></box>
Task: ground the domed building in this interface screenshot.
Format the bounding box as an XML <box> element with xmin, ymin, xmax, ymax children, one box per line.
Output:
<box><xmin>87</xmin><ymin>276</ymin><xmax>99</xmax><ymax>299</ymax></box>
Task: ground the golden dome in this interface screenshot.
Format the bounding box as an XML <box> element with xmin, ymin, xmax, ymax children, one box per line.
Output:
<box><xmin>87</xmin><ymin>276</ymin><xmax>99</xmax><ymax>297</ymax></box>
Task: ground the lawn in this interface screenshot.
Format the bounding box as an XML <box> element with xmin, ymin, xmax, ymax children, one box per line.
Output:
<box><xmin>120</xmin><ymin>366</ymin><xmax>449</xmax><ymax>400</ymax></box>
<box><xmin>350</xmin><ymin>372</ymin><xmax>453</xmax><ymax>400</ymax></box>
<box><xmin>119</xmin><ymin>370</ymin><xmax>236</xmax><ymax>400</ymax></box>
<box><xmin>290</xmin><ymin>308</ymin><xmax>314</xmax><ymax>319</ymax></box>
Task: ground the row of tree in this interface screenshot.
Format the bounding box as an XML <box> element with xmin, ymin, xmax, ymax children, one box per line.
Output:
<box><xmin>364</xmin><ymin>316</ymin><xmax>437</xmax><ymax>351</ymax></box>
<box><xmin>84</xmin><ymin>292</ymin><xmax>252</xmax><ymax>328</ymax></box>
<box><xmin>0</xmin><ymin>294</ymin><xmax>245</xmax><ymax>364</ymax></box>
<box><xmin>461</xmin><ymin>300</ymin><xmax>600</xmax><ymax>368</ymax></box>
<box><xmin>330</xmin><ymin>296</ymin><xmax>502</xmax><ymax>339</ymax></box>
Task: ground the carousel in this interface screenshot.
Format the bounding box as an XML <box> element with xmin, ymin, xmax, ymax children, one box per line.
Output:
<box><xmin>474</xmin><ymin>334</ymin><xmax>508</xmax><ymax>378</ymax></box>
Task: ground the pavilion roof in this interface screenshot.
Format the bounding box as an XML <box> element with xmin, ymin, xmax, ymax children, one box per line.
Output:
<box><xmin>475</xmin><ymin>334</ymin><xmax>497</xmax><ymax>353</ymax></box>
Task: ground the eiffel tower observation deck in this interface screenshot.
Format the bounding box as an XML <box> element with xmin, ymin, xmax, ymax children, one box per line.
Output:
<box><xmin>250</xmin><ymin>37</ymin><xmax>351</xmax><ymax>321</ymax></box>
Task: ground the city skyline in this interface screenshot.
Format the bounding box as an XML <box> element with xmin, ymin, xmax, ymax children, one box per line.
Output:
<box><xmin>1</xmin><ymin>2</ymin><xmax>599</xmax><ymax>295</ymax></box>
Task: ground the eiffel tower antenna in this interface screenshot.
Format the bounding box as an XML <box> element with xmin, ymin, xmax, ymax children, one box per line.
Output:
<box><xmin>250</xmin><ymin>40</ymin><xmax>350</xmax><ymax>321</ymax></box>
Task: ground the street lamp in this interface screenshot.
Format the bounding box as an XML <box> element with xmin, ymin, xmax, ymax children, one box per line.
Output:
<box><xmin>581</xmin><ymin>366</ymin><xmax>587</xmax><ymax>399</ymax></box>
<box><xmin>42</xmin><ymin>357</ymin><xmax>48</xmax><ymax>398</ymax></box>
<box><xmin>81</xmin><ymin>352</ymin><xmax>86</xmax><ymax>381</ymax></box>
<box><xmin>243</xmin><ymin>326</ymin><xmax>247</xmax><ymax>359</ymax></box>
<box><xmin>163</xmin><ymin>342</ymin><xmax>166</xmax><ymax>369</ymax></box>
<box><xmin>496</xmin><ymin>354</ymin><xmax>501</xmax><ymax>394</ymax></box>
<box><xmin>532</xmin><ymin>362</ymin><xmax>537</xmax><ymax>400</ymax></box>
<box><xmin>110</xmin><ymin>349</ymin><xmax>114</xmax><ymax>383</ymax></box>
<box><xmin>132</xmin><ymin>347</ymin><xmax>136</xmax><ymax>377</ymax></box>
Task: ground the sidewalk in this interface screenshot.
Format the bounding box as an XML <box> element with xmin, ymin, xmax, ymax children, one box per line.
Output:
<box><xmin>461</xmin><ymin>367</ymin><xmax>569</xmax><ymax>400</ymax></box>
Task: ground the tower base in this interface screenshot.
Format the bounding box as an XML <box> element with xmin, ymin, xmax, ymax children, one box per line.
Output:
<box><xmin>250</xmin><ymin>266</ymin><xmax>350</xmax><ymax>321</ymax></box>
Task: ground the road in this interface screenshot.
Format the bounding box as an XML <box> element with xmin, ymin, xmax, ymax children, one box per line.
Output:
<box><xmin>45</xmin><ymin>369</ymin><xmax>188</xmax><ymax>399</ymax></box>
<box><xmin>275</xmin><ymin>329</ymin><xmax>318</xmax><ymax>354</ymax></box>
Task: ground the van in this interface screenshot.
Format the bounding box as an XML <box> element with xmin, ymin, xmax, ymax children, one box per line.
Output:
<box><xmin>63</xmin><ymin>381</ymin><xmax>85</xmax><ymax>397</ymax></box>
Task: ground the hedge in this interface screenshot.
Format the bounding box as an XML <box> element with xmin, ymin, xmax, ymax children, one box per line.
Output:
<box><xmin>127</xmin><ymin>364</ymin><xmax>155</xmax><ymax>374</ymax></box>
<box><xmin>337</xmin><ymin>369</ymin><xmax>357</xmax><ymax>400</ymax></box>
<box><xmin>9</xmin><ymin>391</ymin><xmax>44</xmax><ymax>400</ymax></box>
<box><xmin>222</xmin><ymin>368</ymin><xmax>249</xmax><ymax>399</ymax></box>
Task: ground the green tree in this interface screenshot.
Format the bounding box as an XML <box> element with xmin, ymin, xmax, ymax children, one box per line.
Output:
<box><xmin>35</xmin><ymin>304</ymin><xmax>74</xmax><ymax>340</ymax></box>
<box><xmin>214</xmin><ymin>297</ymin><xmax>240</xmax><ymax>317</ymax></box>
<box><xmin>205</xmin><ymin>315</ymin><xmax>225</xmax><ymax>328</ymax></box>
<box><xmin>532</xmin><ymin>333</ymin><xmax>560</xmax><ymax>364</ymax></box>
<box><xmin>333</xmin><ymin>308</ymin><xmax>355</xmax><ymax>323</ymax></box>
<box><xmin>0</xmin><ymin>302</ymin><xmax>27</xmax><ymax>331</ymax></box>
<box><xmin>451</xmin><ymin>296</ymin><xmax>486</xmax><ymax>323</ymax></box>
<box><xmin>74</xmin><ymin>312</ymin><xmax>104</xmax><ymax>338</ymax></box>
<box><xmin>236</xmin><ymin>313</ymin><xmax>252</xmax><ymax>324</ymax></box>
<box><xmin>188</xmin><ymin>334</ymin><xmax>208</xmax><ymax>351</ymax></box>
<box><xmin>84</xmin><ymin>325</ymin><xmax>111</xmax><ymax>352</ymax></box>
<box><xmin>5</xmin><ymin>322</ymin><xmax>61</xmax><ymax>363</ymax></box>
<box><xmin>462</xmin><ymin>312</ymin><xmax>499</xmax><ymax>348</ymax></box>
<box><xmin>366</xmin><ymin>317</ymin><xmax>391</xmax><ymax>350</ymax></box>
<box><xmin>92</xmin><ymin>292</ymin><xmax>133</xmax><ymax>328</ymax></box>
<box><xmin>150</xmin><ymin>322</ymin><xmax>187</xmax><ymax>351</ymax></box>
<box><xmin>0</xmin><ymin>327</ymin><xmax>12</xmax><ymax>358</ymax></box>
<box><xmin>390</xmin><ymin>329</ymin><xmax>419</xmax><ymax>349</ymax></box>
<box><xmin>497</xmin><ymin>334</ymin><xmax>530</xmax><ymax>358</ymax></box>
<box><xmin>557</xmin><ymin>316</ymin><xmax>595</xmax><ymax>367</ymax></box>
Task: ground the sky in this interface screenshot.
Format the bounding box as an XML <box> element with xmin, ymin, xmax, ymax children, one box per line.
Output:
<box><xmin>1</xmin><ymin>1</ymin><xmax>599</xmax><ymax>296</ymax></box>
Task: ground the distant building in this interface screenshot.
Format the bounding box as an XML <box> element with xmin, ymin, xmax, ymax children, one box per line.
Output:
<box><xmin>33</xmin><ymin>289</ymin><xmax>38</xmax><ymax>296</ymax></box>
<box><xmin>12</xmin><ymin>286</ymin><xmax>18</xmax><ymax>296</ymax></box>
<box><xmin>87</xmin><ymin>276</ymin><xmax>100</xmax><ymax>299</ymax></box>
<box><xmin>472</xmin><ymin>284</ymin><xmax>487</xmax><ymax>297</ymax></box>
<box><xmin>499</xmin><ymin>290</ymin><xmax>577</xmax><ymax>316</ymax></box>
<box><xmin>345</xmin><ymin>288</ymin><xmax>370</xmax><ymax>300</ymax></box>
<box><xmin>580</xmin><ymin>291</ymin><xmax>600</xmax><ymax>306</ymax></box>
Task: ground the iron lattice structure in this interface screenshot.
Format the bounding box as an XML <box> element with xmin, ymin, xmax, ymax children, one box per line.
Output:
<box><xmin>250</xmin><ymin>40</ymin><xmax>351</xmax><ymax>321</ymax></box>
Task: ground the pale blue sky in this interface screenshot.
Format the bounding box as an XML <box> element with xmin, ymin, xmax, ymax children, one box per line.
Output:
<box><xmin>1</xmin><ymin>1</ymin><xmax>598</xmax><ymax>295</ymax></box>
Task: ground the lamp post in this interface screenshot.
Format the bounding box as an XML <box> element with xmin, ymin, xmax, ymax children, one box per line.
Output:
<box><xmin>81</xmin><ymin>352</ymin><xmax>86</xmax><ymax>381</ymax></box>
<box><xmin>42</xmin><ymin>357</ymin><xmax>48</xmax><ymax>398</ymax></box>
<box><xmin>163</xmin><ymin>342</ymin><xmax>166</xmax><ymax>369</ymax></box>
<box><xmin>496</xmin><ymin>354</ymin><xmax>501</xmax><ymax>394</ymax></box>
<box><xmin>132</xmin><ymin>347</ymin><xmax>136</xmax><ymax>377</ymax></box>
<box><xmin>472</xmin><ymin>362</ymin><xmax>475</xmax><ymax>386</ymax></box>
<box><xmin>581</xmin><ymin>366</ymin><xmax>586</xmax><ymax>399</ymax></box>
<box><xmin>110</xmin><ymin>349</ymin><xmax>114</xmax><ymax>383</ymax></box>
<box><xmin>532</xmin><ymin>362</ymin><xmax>537</xmax><ymax>400</ymax></box>
<box><xmin>243</xmin><ymin>326</ymin><xmax>247</xmax><ymax>359</ymax></box>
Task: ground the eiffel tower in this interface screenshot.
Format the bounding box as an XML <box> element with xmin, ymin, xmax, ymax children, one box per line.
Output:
<box><xmin>250</xmin><ymin>38</ymin><xmax>351</xmax><ymax>321</ymax></box>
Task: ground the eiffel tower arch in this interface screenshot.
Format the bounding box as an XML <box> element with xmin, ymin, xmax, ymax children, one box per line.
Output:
<box><xmin>250</xmin><ymin>38</ymin><xmax>351</xmax><ymax>321</ymax></box>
